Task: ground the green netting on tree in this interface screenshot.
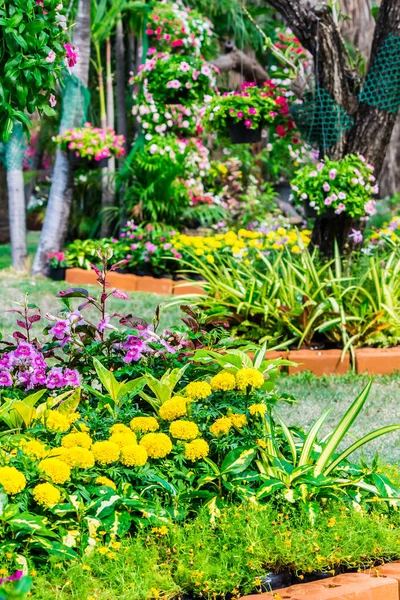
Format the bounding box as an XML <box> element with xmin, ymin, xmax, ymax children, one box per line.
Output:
<box><xmin>290</xmin><ymin>87</ymin><xmax>354</xmax><ymax>152</ymax></box>
<box><xmin>60</xmin><ymin>73</ymin><xmax>91</xmax><ymax>131</ymax></box>
<box><xmin>359</xmin><ymin>35</ymin><xmax>400</xmax><ymax>113</ymax></box>
<box><xmin>4</xmin><ymin>123</ymin><xmax>26</xmax><ymax>171</ymax></box>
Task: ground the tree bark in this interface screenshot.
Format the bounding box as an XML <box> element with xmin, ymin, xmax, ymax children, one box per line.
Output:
<box><xmin>101</xmin><ymin>36</ymin><xmax>116</xmax><ymax>237</ymax></box>
<box><xmin>7</xmin><ymin>169</ymin><xmax>27</xmax><ymax>270</ymax></box>
<box><xmin>0</xmin><ymin>163</ymin><xmax>9</xmax><ymax>244</ymax></box>
<box><xmin>32</xmin><ymin>0</ymin><xmax>91</xmax><ymax>275</ymax></box>
<box><xmin>116</xmin><ymin>19</ymin><xmax>128</xmax><ymax>164</ymax></box>
<box><xmin>212</xmin><ymin>41</ymin><xmax>269</xmax><ymax>86</ymax></box>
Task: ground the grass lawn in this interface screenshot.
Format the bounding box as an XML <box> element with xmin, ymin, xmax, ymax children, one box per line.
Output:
<box><xmin>0</xmin><ymin>231</ymin><xmax>40</xmax><ymax>270</ymax></box>
<box><xmin>0</xmin><ymin>241</ymin><xmax>399</xmax><ymax>466</ymax></box>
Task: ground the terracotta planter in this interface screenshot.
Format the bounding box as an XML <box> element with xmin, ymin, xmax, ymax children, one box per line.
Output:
<box><xmin>173</xmin><ymin>281</ymin><xmax>205</xmax><ymax>295</ymax></box>
<box><xmin>66</xmin><ymin>268</ymin><xmax>99</xmax><ymax>286</ymax></box>
<box><xmin>288</xmin><ymin>349</ymin><xmax>350</xmax><ymax>376</ymax></box>
<box><xmin>107</xmin><ymin>272</ymin><xmax>137</xmax><ymax>291</ymax></box>
<box><xmin>240</xmin><ymin>567</ymin><xmax>399</xmax><ymax>600</ymax></box>
<box><xmin>356</xmin><ymin>347</ymin><xmax>400</xmax><ymax>375</ymax></box>
<box><xmin>136</xmin><ymin>276</ymin><xmax>173</xmax><ymax>295</ymax></box>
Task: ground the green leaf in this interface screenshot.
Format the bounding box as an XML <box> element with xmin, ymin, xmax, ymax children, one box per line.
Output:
<box><xmin>0</xmin><ymin>492</ymin><xmax>8</xmax><ymax>516</ymax></box>
<box><xmin>42</xmin><ymin>104</ymin><xmax>57</xmax><ymax>117</ymax></box>
<box><xmin>221</xmin><ymin>447</ymin><xmax>257</xmax><ymax>475</ymax></box>
<box><xmin>57</xmin><ymin>388</ymin><xmax>81</xmax><ymax>415</ymax></box>
<box><xmin>93</xmin><ymin>357</ymin><xmax>120</xmax><ymax>401</ymax></box>
<box><xmin>298</xmin><ymin>408</ymin><xmax>331</xmax><ymax>467</ymax></box>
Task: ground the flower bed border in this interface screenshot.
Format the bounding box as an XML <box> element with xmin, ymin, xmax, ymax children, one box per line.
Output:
<box><xmin>64</xmin><ymin>269</ymin><xmax>400</xmax><ymax>375</ymax></box>
<box><xmin>240</xmin><ymin>561</ymin><xmax>400</xmax><ymax>600</ymax></box>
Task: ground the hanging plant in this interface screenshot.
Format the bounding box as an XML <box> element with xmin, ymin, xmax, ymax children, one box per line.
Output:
<box><xmin>132</xmin><ymin>94</ymin><xmax>205</xmax><ymax>137</ymax></box>
<box><xmin>290</xmin><ymin>154</ymin><xmax>379</xmax><ymax>219</ymax></box>
<box><xmin>204</xmin><ymin>82</ymin><xmax>292</xmax><ymax>144</ymax></box>
<box><xmin>134</xmin><ymin>53</ymin><xmax>218</xmax><ymax>106</ymax></box>
<box><xmin>145</xmin><ymin>0</ymin><xmax>215</xmax><ymax>58</ymax></box>
<box><xmin>0</xmin><ymin>0</ymin><xmax>72</xmax><ymax>141</ymax></box>
<box><xmin>54</xmin><ymin>123</ymin><xmax>126</xmax><ymax>168</ymax></box>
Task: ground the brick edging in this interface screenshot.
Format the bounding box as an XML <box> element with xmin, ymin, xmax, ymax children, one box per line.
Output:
<box><xmin>240</xmin><ymin>561</ymin><xmax>400</xmax><ymax>599</ymax></box>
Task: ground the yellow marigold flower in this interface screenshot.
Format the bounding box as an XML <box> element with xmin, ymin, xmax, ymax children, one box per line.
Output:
<box><xmin>139</xmin><ymin>433</ymin><xmax>172</xmax><ymax>459</ymax></box>
<box><xmin>20</xmin><ymin>439</ymin><xmax>47</xmax><ymax>459</ymax></box>
<box><xmin>61</xmin><ymin>432</ymin><xmax>92</xmax><ymax>449</ymax></box>
<box><xmin>249</xmin><ymin>404</ymin><xmax>267</xmax><ymax>417</ymax></box>
<box><xmin>291</xmin><ymin>245</ymin><xmax>301</xmax><ymax>254</ymax></box>
<box><xmin>96</xmin><ymin>476</ymin><xmax>116</xmax><ymax>490</ymax></box>
<box><xmin>256</xmin><ymin>439</ymin><xmax>267</xmax><ymax>449</ymax></box>
<box><xmin>236</xmin><ymin>368</ymin><xmax>264</xmax><ymax>390</ymax></box>
<box><xmin>72</xmin><ymin>422</ymin><xmax>90</xmax><ymax>433</ymax></box>
<box><xmin>62</xmin><ymin>447</ymin><xmax>95</xmax><ymax>469</ymax></box>
<box><xmin>209</xmin><ymin>416</ymin><xmax>232</xmax><ymax>436</ymax></box>
<box><xmin>0</xmin><ymin>466</ymin><xmax>26</xmax><ymax>495</ymax></box>
<box><xmin>33</xmin><ymin>482</ymin><xmax>60</xmax><ymax>507</ymax></box>
<box><xmin>45</xmin><ymin>411</ymin><xmax>70</xmax><ymax>433</ymax></box>
<box><xmin>39</xmin><ymin>458</ymin><xmax>71</xmax><ymax>484</ymax></box>
<box><xmin>231</xmin><ymin>413</ymin><xmax>247</xmax><ymax>428</ymax></box>
<box><xmin>185</xmin><ymin>381</ymin><xmax>211</xmax><ymax>400</ymax></box>
<box><xmin>92</xmin><ymin>441</ymin><xmax>120</xmax><ymax>465</ymax></box>
<box><xmin>206</xmin><ymin>254</ymin><xmax>215</xmax><ymax>264</ymax></box>
<box><xmin>129</xmin><ymin>416</ymin><xmax>159</xmax><ymax>433</ymax></box>
<box><xmin>67</xmin><ymin>412</ymin><xmax>80</xmax><ymax>424</ymax></box>
<box><xmin>184</xmin><ymin>439</ymin><xmax>209</xmax><ymax>461</ymax></box>
<box><xmin>210</xmin><ymin>371</ymin><xmax>236</xmax><ymax>391</ymax></box>
<box><xmin>169</xmin><ymin>420</ymin><xmax>199</xmax><ymax>441</ymax></box>
<box><xmin>109</xmin><ymin>423</ymin><xmax>131</xmax><ymax>435</ymax></box>
<box><xmin>159</xmin><ymin>397</ymin><xmax>187</xmax><ymax>421</ymax></box>
<box><xmin>46</xmin><ymin>446</ymin><xmax>68</xmax><ymax>459</ymax></box>
<box><xmin>120</xmin><ymin>444</ymin><xmax>148</xmax><ymax>467</ymax></box>
<box><xmin>109</xmin><ymin>431</ymin><xmax>137</xmax><ymax>448</ymax></box>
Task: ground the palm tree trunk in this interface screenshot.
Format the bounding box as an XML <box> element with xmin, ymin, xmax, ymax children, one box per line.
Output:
<box><xmin>115</xmin><ymin>19</ymin><xmax>128</xmax><ymax>162</ymax></box>
<box><xmin>101</xmin><ymin>36</ymin><xmax>116</xmax><ymax>237</ymax></box>
<box><xmin>32</xmin><ymin>0</ymin><xmax>91</xmax><ymax>275</ymax></box>
<box><xmin>5</xmin><ymin>124</ymin><xmax>27</xmax><ymax>270</ymax></box>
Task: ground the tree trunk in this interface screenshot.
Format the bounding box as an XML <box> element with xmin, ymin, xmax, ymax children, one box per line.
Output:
<box><xmin>0</xmin><ymin>163</ymin><xmax>9</xmax><ymax>244</ymax></box>
<box><xmin>5</xmin><ymin>124</ymin><xmax>27</xmax><ymax>270</ymax></box>
<box><xmin>265</xmin><ymin>0</ymin><xmax>400</xmax><ymax>256</ymax></box>
<box><xmin>32</xmin><ymin>0</ymin><xmax>91</xmax><ymax>275</ymax></box>
<box><xmin>212</xmin><ymin>41</ymin><xmax>269</xmax><ymax>86</ymax></box>
<box><xmin>116</xmin><ymin>19</ymin><xmax>128</xmax><ymax>162</ymax></box>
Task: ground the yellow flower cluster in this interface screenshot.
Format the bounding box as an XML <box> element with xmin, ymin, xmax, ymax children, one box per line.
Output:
<box><xmin>209</xmin><ymin>416</ymin><xmax>232</xmax><ymax>436</ymax></box>
<box><xmin>184</xmin><ymin>439</ymin><xmax>209</xmax><ymax>461</ymax></box>
<box><xmin>210</xmin><ymin>371</ymin><xmax>236</xmax><ymax>391</ymax></box>
<box><xmin>159</xmin><ymin>397</ymin><xmax>188</xmax><ymax>421</ymax></box>
<box><xmin>61</xmin><ymin>432</ymin><xmax>92</xmax><ymax>449</ymax></box>
<box><xmin>169</xmin><ymin>420</ymin><xmax>199</xmax><ymax>441</ymax></box>
<box><xmin>185</xmin><ymin>381</ymin><xmax>212</xmax><ymax>400</ymax></box>
<box><xmin>129</xmin><ymin>416</ymin><xmax>159</xmax><ymax>433</ymax></box>
<box><xmin>236</xmin><ymin>368</ymin><xmax>264</xmax><ymax>390</ymax></box>
<box><xmin>249</xmin><ymin>404</ymin><xmax>267</xmax><ymax>416</ymax></box>
<box><xmin>171</xmin><ymin>227</ymin><xmax>311</xmax><ymax>260</ymax></box>
<box><xmin>109</xmin><ymin>423</ymin><xmax>132</xmax><ymax>435</ymax></box>
<box><xmin>20</xmin><ymin>439</ymin><xmax>47</xmax><ymax>459</ymax></box>
<box><xmin>92</xmin><ymin>441</ymin><xmax>120</xmax><ymax>465</ymax></box>
<box><xmin>109</xmin><ymin>431</ymin><xmax>137</xmax><ymax>448</ymax></box>
<box><xmin>120</xmin><ymin>444</ymin><xmax>148</xmax><ymax>467</ymax></box>
<box><xmin>33</xmin><ymin>482</ymin><xmax>60</xmax><ymax>506</ymax></box>
<box><xmin>0</xmin><ymin>466</ymin><xmax>26</xmax><ymax>495</ymax></box>
<box><xmin>230</xmin><ymin>413</ymin><xmax>247</xmax><ymax>428</ymax></box>
<box><xmin>39</xmin><ymin>458</ymin><xmax>71</xmax><ymax>484</ymax></box>
<box><xmin>44</xmin><ymin>411</ymin><xmax>71</xmax><ymax>433</ymax></box>
<box><xmin>139</xmin><ymin>433</ymin><xmax>172</xmax><ymax>459</ymax></box>
<box><xmin>96</xmin><ymin>476</ymin><xmax>116</xmax><ymax>490</ymax></box>
<box><xmin>62</xmin><ymin>447</ymin><xmax>95</xmax><ymax>468</ymax></box>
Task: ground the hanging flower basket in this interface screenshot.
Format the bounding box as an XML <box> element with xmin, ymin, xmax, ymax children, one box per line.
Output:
<box><xmin>227</xmin><ymin>118</ymin><xmax>262</xmax><ymax>144</ymax></box>
<box><xmin>165</xmin><ymin>88</ymin><xmax>191</xmax><ymax>105</ymax></box>
<box><xmin>69</xmin><ymin>152</ymin><xmax>108</xmax><ymax>170</ymax></box>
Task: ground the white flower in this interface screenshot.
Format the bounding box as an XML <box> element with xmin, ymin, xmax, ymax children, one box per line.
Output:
<box><xmin>145</xmin><ymin>133</ymin><xmax>152</xmax><ymax>141</ymax></box>
<box><xmin>153</xmin><ymin>113</ymin><xmax>160</xmax><ymax>122</ymax></box>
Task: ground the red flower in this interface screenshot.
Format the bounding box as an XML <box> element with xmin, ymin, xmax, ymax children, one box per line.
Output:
<box><xmin>276</xmin><ymin>125</ymin><xmax>286</xmax><ymax>137</ymax></box>
<box><xmin>171</xmin><ymin>39</ymin><xmax>184</xmax><ymax>47</ymax></box>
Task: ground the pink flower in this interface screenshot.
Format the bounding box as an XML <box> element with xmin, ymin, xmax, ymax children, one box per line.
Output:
<box><xmin>359</xmin><ymin>155</ymin><xmax>366</xmax><ymax>162</ymax></box>
<box><xmin>63</xmin><ymin>368</ymin><xmax>81</xmax><ymax>387</ymax></box>
<box><xmin>269</xmin><ymin>111</ymin><xmax>277</xmax><ymax>118</ymax></box>
<box><xmin>171</xmin><ymin>39</ymin><xmax>184</xmax><ymax>47</ymax></box>
<box><xmin>323</xmin><ymin>182</ymin><xmax>330</xmax><ymax>192</ymax></box>
<box><xmin>46</xmin><ymin>50</ymin><xmax>56</xmax><ymax>63</ymax></box>
<box><xmin>335</xmin><ymin>203</ymin><xmax>346</xmax><ymax>214</ymax></box>
<box><xmin>179</xmin><ymin>61</ymin><xmax>191</xmax><ymax>72</ymax></box>
<box><xmin>236</xmin><ymin>111</ymin><xmax>244</xmax><ymax>118</ymax></box>
<box><xmin>147</xmin><ymin>47</ymin><xmax>157</xmax><ymax>56</ymax></box>
<box><xmin>166</xmin><ymin>79</ymin><xmax>181</xmax><ymax>89</ymax></box>
<box><xmin>145</xmin><ymin>29</ymin><xmax>153</xmax><ymax>35</ymax></box>
<box><xmin>276</xmin><ymin>125</ymin><xmax>286</xmax><ymax>137</ymax></box>
<box><xmin>329</xmin><ymin>169</ymin><xmax>337</xmax><ymax>180</ymax></box>
<box><xmin>111</xmin><ymin>289</ymin><xmax>130</xmax><ymax>299</ymax></box>
<box><xmin>349</xmin><ymin>229</ymin><xmax>363</xmax><ymax>244</ymax></box>
<box><xmin>324</xmin><ymin>196</ymin><xmax>333</xmax><ymax>205</ymax></box>
<box><xmin>0</xmin><ymin>371</ymin><xmax>13</xmax><ymax>387</ymax></box>
<box><xmin>49</xmin><ymin>94</ymin><xmax>57</xmax><ymax>107</ymax></box>
<box><xmin>248</xmin><ymin>107</ymin><xmax>257</xmax><ymax>115</ymax></box>
<box><xmin>64</xmin><ymin>43</ymin><xmax>80</xmax><ymax>68</ymax></box>
<box><xmin>364</xmin><ymin>200</ymin><xmax>376</xmax><ymax>216</ymax></box>
<box><xmin>338</xmin><ymin>192</ymin><xmax>346</xmax><ymax>200</ymax></box>
<box><xmin>310</xmin><ymin>171</ymin><xmax>318</xmax><ymax>177</ymax></box>
<box><xmin>371</xmin><ymin>184</ymin><xmax>379</xmax><ymax>194</ymax></box>
<box><xmin>244</xmin><ymin>119</ymin><xmax>252</xmax><ymax>128</ymax></box>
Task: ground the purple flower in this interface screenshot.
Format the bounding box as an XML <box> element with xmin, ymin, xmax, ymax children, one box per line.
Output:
<box><xmin>31</xmin><ymin>354</ymin><xmax>47</xmax><ymax>370</ymax></box>
<box><xmin>63</xmin><ymin>368</ymin><xmax>81</xmax><ymax>387</ymax></box>
<box><xmin>0</xmin><ymin>571</ymin><xmax>23</xmax><ymax>585</ymax></box>
<box><xmin>46</xmin><ymin>367</ymin><xmax>65</xmax><ymax>389</ymax></box>
<box><xmin>98</xmin><ymin>316</ymin><xmax>117</xmax><ymax>333</ymax></box>
<box><xmin>349</xmin><ymin>229</ymin><xmax>363</xmax><ymax>244</ymax></box>
<box><xmin>0</xmin><ymin>371</ymin><xmax>13</xmax><ymax>387</ymax></box>
<box><xmin>123</xmin><ymin>348</ymin><xmax>145</xmax><ymax>363</ymax></box>
<box><xmin>145</xmin><ymin>242</ymin><xmax>157</xmax><ymax>253</ymax></box>
<box><xmin>31</xmin><ymin>369</ymin><xmax>47</xmax><ymax>387</ymax></box>
<box><xmin>163</xmin><ymin>243</ymin><xmax>172</xmax><ymax>250</ymax></box>
<box><xmin>18</xmin><ymin>371</ymin><xmax>34</xmax><ymax>390</ymax></box>
<box><xmin>0</xmin><ymin>354</ymin><xmax>12</xmax><ymax>369</ymax></box>
<box><xmin>14</xmin><ymin>343</ymin><xmax>36</xmax><ymax>361</ymax></box>
<box><xmin>49</xmin><ymin>320</ymin><xmax>70</xmax><ymax>340</ymax></box>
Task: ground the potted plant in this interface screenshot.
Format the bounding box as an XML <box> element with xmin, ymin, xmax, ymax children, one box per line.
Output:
<box><xmin>54</xmin><ymin>123</ymin><xmax>126</xmax><ymax>169</ymax></box>
<box><xmin>205</xmin><ymin>82</ymin><xmax>290</xmax><ymax>144</ymax></box>
<box><xmin>134</xmin><ymin>54</ymin><xmax>218</xmax><ymax>106</ymax></box>
<box><xmin>146</xmin><ymin>0</ymin><xmax>215</xmax><ymax>57</ymax></box>
<box><xmin>290</xmin><ymin>154</ymin><xmax>379</xmax><ymax>219</ymax></box>
<box><xmin>47</xmin><ymin>252</ymin><xmax>68</xmax><ymax>280</ymax></box>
